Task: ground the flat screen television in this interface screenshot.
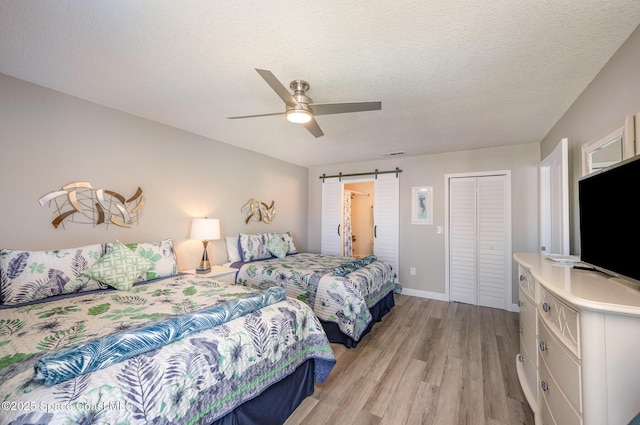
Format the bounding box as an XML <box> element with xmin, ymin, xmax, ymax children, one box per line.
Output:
<box><xmin>578</xmin><ymin>154</ymin><xmax>640</xmax><ymax>283</ymax></box>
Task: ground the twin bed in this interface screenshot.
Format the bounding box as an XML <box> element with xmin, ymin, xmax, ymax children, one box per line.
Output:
<box><xmin>0</xmin><ymin>233</ymin><xmax>400</xmax><ymax>424</ymax></box>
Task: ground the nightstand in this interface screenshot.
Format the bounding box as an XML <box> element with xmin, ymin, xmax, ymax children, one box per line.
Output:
<box><xmin>183</xmin><ymin>265</ymin><xmax>238</xmax><ymax>284</ymax></box>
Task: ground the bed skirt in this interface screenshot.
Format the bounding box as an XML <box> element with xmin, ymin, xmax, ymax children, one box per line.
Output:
<box><xmin>212</xmin><ymin>358</ymin><xmax>315</xmax><ymax>425</ymax></box>
<box><xmin>320</xmin><ymin>290</ymin><xmax>395</xmax><ymax>348</ymax></box>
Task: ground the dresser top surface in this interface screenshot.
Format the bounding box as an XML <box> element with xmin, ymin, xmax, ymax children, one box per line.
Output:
<box><xmin>514</xmin><ymin>252</ymin><xmax>640</xmax><ymax>315</ymax></box>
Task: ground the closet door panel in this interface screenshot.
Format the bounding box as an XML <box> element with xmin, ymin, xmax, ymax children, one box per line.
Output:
<box><xmin>477</xmin><ymin>176</ymin><xmax>508</xmax><ymax>309</ymax></box>
<box><xmin>449</xmin><ymin>177</ymin><xmax>478</xmax><ymax>305</ymax></box>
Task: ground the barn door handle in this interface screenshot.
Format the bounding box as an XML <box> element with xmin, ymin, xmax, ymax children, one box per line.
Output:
<box><xmin>374</xmin><ymin>225</ymin><xmax>377</xmax><ymax>238</ymax></box>
<box><xmin>338</xmin><ymin>224</ymin><xmax>341</xmax><ymax>236</ymax></box>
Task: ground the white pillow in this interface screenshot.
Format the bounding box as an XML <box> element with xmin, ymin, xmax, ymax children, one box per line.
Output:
<box><xmin>225</xmin><ymin>236</ymin><xmax>241</xmax><ymax>262</ymax></box>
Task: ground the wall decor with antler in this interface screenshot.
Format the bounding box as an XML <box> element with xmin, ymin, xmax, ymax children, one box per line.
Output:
<box><xmin>241</xmin><ymin>198</ymin><xmax>276</xmax><ymax>224</ymax></box>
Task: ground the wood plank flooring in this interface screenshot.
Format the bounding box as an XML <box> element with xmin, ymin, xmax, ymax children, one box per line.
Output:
<box><xmin>285</xmin><ymin>294</ymin><xmax>535</xmax><ymax>425</ymax></box>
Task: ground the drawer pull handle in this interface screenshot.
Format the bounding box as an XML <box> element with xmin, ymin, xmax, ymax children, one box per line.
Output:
<box><xmin>518</xmin><ymin>354</ymin><xmax>523</xmax><ymax>363</ymax></box>
<box><xmin>517</xmin><ymin>300</ymin><xmax>523</xmax><ymax>307</ymax></box>
<box><xmin>539</xmin><ymin>341</ymin><xmax>547</xmax><ymax>352</ymax></box>
<box><xmin>541</xmin><ymin>381</ymin><xmax>549</xmax><ymax>392</ymax></box>
<box><xmin>518</xmin><ymin>327</ymin><xmax>523</xmax><ymax>334</ymax></box>
<box><xmin>542</xmin><ymin>302</ymin><xmax>550</xmax><ymax>313</ymax></box>
<box><xmin>519</xmin><ymin>275</ymin><xmax>524</xmax><ymax>282</ymax></box>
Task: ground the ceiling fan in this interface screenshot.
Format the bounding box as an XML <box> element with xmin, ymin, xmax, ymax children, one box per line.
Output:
<box><xmin>227</xmin><ymin>69</ymin><xmax>382</xmax><ymax>138</ymax></box>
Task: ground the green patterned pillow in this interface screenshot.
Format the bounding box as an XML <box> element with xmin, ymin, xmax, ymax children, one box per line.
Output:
<box><xmin>106</xmin><ymin>238</ymin><xmax>178</xmax><ymax>282</ymax></box>
<box><xmin>265</xmin><ymin>235</ymin><xmax>289</xmax><ymax>259</ymax></box>
<box><xmin>84</xmin><ymin>241</ymin><xmax>152</xmax><ymax>291</ymax></box>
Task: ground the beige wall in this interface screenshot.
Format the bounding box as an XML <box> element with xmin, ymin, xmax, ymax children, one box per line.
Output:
<box><xmin>308</xmin><ymin>142</ymin><xmax>540</xmax><ymax>304</ymax></box>
<box><xmin>0</xmin><ymin>74</ymin><xmax>309</xmax><ymax>270</ymax></box>
<box><xmin>540</xmin><ymin>24</ymin><xmax>640</xmax><ymax>254</ymax></box>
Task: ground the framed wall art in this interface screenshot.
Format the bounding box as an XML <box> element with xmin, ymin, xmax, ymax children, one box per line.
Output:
<box><xmin>411</xmin><ymin>186</ymin><xmax>433</xmax><ymax>225</ymax></box>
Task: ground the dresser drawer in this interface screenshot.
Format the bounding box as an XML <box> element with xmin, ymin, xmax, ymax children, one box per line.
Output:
<box><xmin>518</xmin><ymin>266</ymin><xmax>536</xmax><ymax>300</ymax></box>
<box><xmin>520</xmin><ymin>312</ymin><xmax>537</xmax><ymax>365</ymax></box>
<box><xmin>540</xmin><ymin>394</ymin><xmax>556</xmax><ymax>425</ymax></box>
<box><xmin>519</xmin><ymin>288</ymin><xmax>536</xmax><ymax>331</ymax></box>
<box><xmin>518</xmin><ymin>344</ymin><xmax>539</xmax><ymax>406</ymax></box>
<box><xmin>539</xmin><ymin>359</ymin><xmax>582</xmax><ymax>425</ymax></box>
<box><xmin>539</xmin><ymin>286</ymin><xmax>580</xmax><ymax>357</ymax></box>
<box><xmin>538</xmin><ymin>318</ymin><xmax>582</xmax><ymax>412</ymax></box>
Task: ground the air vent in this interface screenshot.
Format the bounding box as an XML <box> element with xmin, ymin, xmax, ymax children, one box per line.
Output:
<box><xmin>381</xmin><ymin>151</ymin><xmax>405</xmax><ymax>157</ymax></box>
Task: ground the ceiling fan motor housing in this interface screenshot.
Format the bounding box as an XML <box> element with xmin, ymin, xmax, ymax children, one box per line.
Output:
<box><xmin>290</xmin><ymin>80</ymin><xmax>312</xmax><ymax>105</ymax></box>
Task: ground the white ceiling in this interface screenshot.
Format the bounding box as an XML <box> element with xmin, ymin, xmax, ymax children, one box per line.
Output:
<box><xmin>1</xmin><ymin>1</ymin><xmax>639</xmax><ymax>168</ymax></box>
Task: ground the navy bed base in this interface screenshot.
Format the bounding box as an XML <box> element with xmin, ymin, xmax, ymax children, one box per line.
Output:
<box><xmin>212</xmin><ymin>358</ymin><xmax>315</xmax><ymax>425</ymax></box>
<box><xmin>320</xmin><ymin>290</ymin><xmax>395</xmax><ymax>348</ymax></box>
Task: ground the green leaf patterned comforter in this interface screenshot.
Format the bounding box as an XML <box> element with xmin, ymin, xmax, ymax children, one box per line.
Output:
<box><xmin>236</xmin><ymin>253</ymin><xmax>401</xmax><ymax>341</ymax></box>
<box><xmin>0</xmin><ymin>274</ymin><xmax>336</xmax><ymax>424</ymax></box>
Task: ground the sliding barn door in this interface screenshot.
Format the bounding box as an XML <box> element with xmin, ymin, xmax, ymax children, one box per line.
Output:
<box><xmin>321</xmin><ymin>174</ymin><xmax>400</xmax><ymax>278</ymax></box>
<box><xmin>373</xmin><ymin>174</ymin><xmax>400</xmax><ymax>276</ymax></box>
<box><xmin>449</xmin><ymin>173</ymin><xmax>510</xmax><ymax>309</ymax></box>
<box><xmin>321</xmin><ymin>180</ymin><xmax>342</xmax><ymax>256</ymax></box>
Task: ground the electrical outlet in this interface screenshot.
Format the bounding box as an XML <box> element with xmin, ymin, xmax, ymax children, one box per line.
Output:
<box><xmin>410</xmin><ymin>267</ymin><xmax>416</xmax><ymax>276</ymax></box>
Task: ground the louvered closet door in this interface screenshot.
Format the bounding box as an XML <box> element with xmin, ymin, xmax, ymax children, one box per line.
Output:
<box><xmin>477</xmin><ymin>175</ymin><xmax>507</xmax><ymax>309</ymax></box>
<box><xmin>449</xmin><ymin>175</ymin><xmax>508</xmax><ymax>309</ymax></box>
<box><xmin>449</xmin><ymin>177</ymin><xmax>478</xmax><ymax>305</ymax></box>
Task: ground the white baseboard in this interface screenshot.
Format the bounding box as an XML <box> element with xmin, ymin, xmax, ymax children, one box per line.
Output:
<box><xmin>399</xmin><ymin>288</ymin><xmax>521</xmax><ymax>313</ymax></box>
<box><xmin>399</xmin><ymin>287</ymin><xmax>449</xmax><ymax>302</ymax></box>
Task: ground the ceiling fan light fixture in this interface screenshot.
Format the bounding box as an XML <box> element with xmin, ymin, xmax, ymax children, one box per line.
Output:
<box><xmin>286</xmin><ymin>106</ymin><xmax>312</xmax><ymax>124</ymax></box>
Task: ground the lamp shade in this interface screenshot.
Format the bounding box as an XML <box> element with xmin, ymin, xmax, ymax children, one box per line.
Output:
<box><xmin>190</xmin><ymin>218</ymin><xmax>220</xmax><ymax>241</ymax></box>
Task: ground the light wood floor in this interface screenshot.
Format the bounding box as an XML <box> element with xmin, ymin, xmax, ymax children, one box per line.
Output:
<box><xmin>285</xmin><ymin>294</ymin><xmax>535</xmax><ymax>425</ymax></box>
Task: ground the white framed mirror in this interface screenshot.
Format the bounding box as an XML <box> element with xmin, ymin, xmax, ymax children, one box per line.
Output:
<box><xmin>582</xmin><ymin>115</ymin><xmax>636</xmax><ymax>176</ymax></box>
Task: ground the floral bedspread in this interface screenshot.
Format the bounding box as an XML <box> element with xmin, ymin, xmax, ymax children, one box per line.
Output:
<box><xmin>0</xmin><ymin>274</ymin><xmax>335</xmax><ymax>424</ymax></box>
<box><xmin>235</xmin><ymin>253</ymin><xmax>400</xmax><ymax>341</ymax></box>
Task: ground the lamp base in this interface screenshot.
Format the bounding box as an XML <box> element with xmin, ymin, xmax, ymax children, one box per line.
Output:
<box><xmin>196</xmin><ymin>259</ymin><xmax>211</xmax><ymax>274</ymax></box>
<box><xmin>195</xmin><ymin>267</ymin><xmax>211</xmax><ymax>274</ymax></box>
<box><xmin>196</xmin><ymin>241</ymin><xmax>211</xmax><ymax>274</ymax></box>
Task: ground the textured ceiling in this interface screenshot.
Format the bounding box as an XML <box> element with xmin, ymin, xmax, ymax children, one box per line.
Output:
<box><xmin>1</xmin><ymin>1</ymin><xmax>639</xmax><ymax>167</ymax></box>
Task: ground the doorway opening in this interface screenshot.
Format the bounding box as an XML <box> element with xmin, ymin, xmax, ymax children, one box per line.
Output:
<box><xmin>343</xmin><ymin>181</ymin><xmax>374</xmax><ymax>258</ymax></box>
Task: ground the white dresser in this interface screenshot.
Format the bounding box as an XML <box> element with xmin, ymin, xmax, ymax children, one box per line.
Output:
<box><xmin>514</xmin><ymin>253</ymin><xmax>640</xmax><ymax>425</ymax></box>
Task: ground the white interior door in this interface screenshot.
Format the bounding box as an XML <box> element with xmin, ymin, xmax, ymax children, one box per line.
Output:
<box><xmin>321</xmin><ymin>180</ymin><xmax>342</xmax><ymax>256</ymax></box>
<box><xmin>449</xmin><ymin>177</ymin><xmax>478</xmax><ymax>305</ymax></box>
<box><xmin>373</xmin><ymin>174</ymin><xmax>400</xmax><ymax>277</ymax></box>
<box><xmin>477</xmin><ymin>175</ymin><xmax>509</xmax><ymax>309</ymax></box>
<box><xmin>540</xmin><ymin>138</ymin><xmax>569</xmax><ymax>255</ymax></box>
<box><xmin>448</xmin><ymin>172</ymin><xmax>511</xmax><ymax>310</ymax></box>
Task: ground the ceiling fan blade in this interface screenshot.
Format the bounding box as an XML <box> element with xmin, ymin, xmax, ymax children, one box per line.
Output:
<box><xmin>311</xmin><ymin>101</ymin><xmax>382</xmax><ymax>116</ymax></box>
<box><xmin>255</xmin><ymin>69</ymin><xmax>298</xmax><ymax>107</ymax></box>
<box><xmin>227</xmin><ymin>112</ymin><xmax>284</xmax><ymax>119</ymax></box>
<box><xmin>303</xmin><ymin>117</ymin><xmax>324</xmax><ymax>138</ymax></box>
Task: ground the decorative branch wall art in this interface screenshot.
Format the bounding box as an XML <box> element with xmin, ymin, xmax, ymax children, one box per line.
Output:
<box><xmin>241</xmin><ymin>198</ymin><xmax>276</xmax><ymax>224</ymax></box>
<box><xmin>39</xmin><ymin>182</ymin><xmax>145</xmax><ymax>229</ymax></box>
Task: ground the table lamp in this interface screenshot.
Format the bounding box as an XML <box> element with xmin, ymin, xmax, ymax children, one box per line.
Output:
<box><xmin>190</xmin><ymin>218</ymin><xmax>220</xmax><ymax>274</ymax></box>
